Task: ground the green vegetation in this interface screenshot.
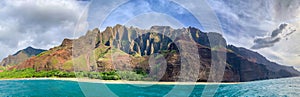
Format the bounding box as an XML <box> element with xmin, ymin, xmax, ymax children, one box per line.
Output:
<box><xmin>0</xmin><ymin>68</ymin><xmax>75</xmax><ymax>78</ymax></box>
<box><xmin>36</xmin><ymin>46</ymin><xmax>62</xmax><ymax>57</ymax></box>
<box><xmin>94</xmin><ymin>45</ymin><xmax>110</xmax><ymax>59</ymax></box>
<box><xmin>76</xmin><ymin>70</ymin><xmax>147</xmax><ymax>81</ymax></box>
<box><xmin>117</xmin><ymin>71</ymin><xmax>145</xmax><ymax>81</ymax></box>
<box><xmin>0</xmin><ymin>68</ymin><xmax>147</xmax><ymax>81</ymax></box>
<box><xmin>36</xmin><ymin>51</ymin><xmax>51</xmax><ymax>57</ymax></box>
<box><xmin>62</xmin><ymin>60</ymin><xmax>73</xmax><ymax>70</ymax></box>
<box><xmin>76</xmin><ymin>71</ymin><xmax>120</xmax><ymax>80</ymax></box>
<box><xmin>0</xmin><ymin>66</ymin><xmax>7</xmax><ymax>70</ymax></box>
<box><xmin>160</xmin><ymin>50</ymin><xmax>177</xmax><ymax>56</ymax></box>
<box><xmin>132</xmin><ymin>52</ymin><xmax>142</xmax><ymax>57</ymax></box>
<box><xmin>211</xmin><ymin>45</ymin><xmax>226</xmax><ymax>51</ymax></box>
<box><xmin>51</xmin><ymin>58</ymin><xmax>59</xmax><ymax>65</ymax></box>
<box><xmin>93</xmin><ymin>45</ymin><xmax>127</xmax><ymax>59</ymax></box>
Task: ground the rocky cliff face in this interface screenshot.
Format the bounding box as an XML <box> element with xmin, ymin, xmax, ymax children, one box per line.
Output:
<box><xmin>227</xmin><ymin>45</ymin><xmax>300</xmax><ymax>77</ymax></box>
<box><xmin>89</xmin><ymin>25</ymin><xmax>300</xmax><ymax>82</ymax></box>
<box><xmin>8</xmin><ymin>24</ymin><xmax>300</xmax><ymax>82</ymax></box>
<box><xmin>0</xmin><ymin>47</ymin><xmax>46</xmax><ymax>66</ymax></box>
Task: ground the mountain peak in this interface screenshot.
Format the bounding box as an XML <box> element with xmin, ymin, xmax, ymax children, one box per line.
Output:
<box><xmin>13</xmin><ymin>46</ymin><xmax>46</xmax><ymax>56</ymax></box>
<box><xmin>1</xmin><ymin>46</ymin><xmax>46</xmax><ymax>66</ymax></box>
<box><xmin>60</xmin><ymin>39</ymin><xmax>73</xmax><ymax>47</ymax></box>
<box><xmin>25</xmin><ymin>46</ymin><xmax>33</xmax><ymax>49</ymax></box>
<box><xmin>150</xmin><ymin>25</ymin><xmax>172</xmax><ymax>30</ymax></box>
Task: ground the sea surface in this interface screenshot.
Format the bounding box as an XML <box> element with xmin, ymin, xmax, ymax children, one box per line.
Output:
<box><xmin>0</xmin><ymin>77</ymin><xmax>300</xmax><ymax>97</ymax></box>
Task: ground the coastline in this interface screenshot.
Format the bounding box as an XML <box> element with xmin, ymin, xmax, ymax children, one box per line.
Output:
<box><xmin>0</xmin><ymin>78</ymin><xmax>240</xmax><ymax>85</ymax></box>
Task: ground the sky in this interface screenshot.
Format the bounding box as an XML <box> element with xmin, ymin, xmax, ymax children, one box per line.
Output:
<box><xmin>0</xmin><ymin>0</ymin><xmax>300</xmax><ymax>69</ymax></box>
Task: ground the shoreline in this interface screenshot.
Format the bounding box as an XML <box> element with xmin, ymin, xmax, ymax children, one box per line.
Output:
<box><xmin>0</xmin><ymin>78</ymin><xmax>240</xmax><ymax>85</ymax></box>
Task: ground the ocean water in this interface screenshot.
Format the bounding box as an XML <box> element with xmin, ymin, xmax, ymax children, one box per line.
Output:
<box><xmin>0</xmin><ymin>77</ymin><xmax>300</xmax><ymax>97</ymax></box>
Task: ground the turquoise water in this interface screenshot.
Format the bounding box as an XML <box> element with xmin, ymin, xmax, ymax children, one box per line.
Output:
<box><xmin>0</xmin><ymin>77</ymin><xmax>300</xmax><ymax>97</ymax></box>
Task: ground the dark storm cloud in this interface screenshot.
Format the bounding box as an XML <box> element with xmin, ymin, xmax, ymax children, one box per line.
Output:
<box><xmin>271</xmin><ymin>24</ymin><xmax>288</xmax><ymax>37</ymax></box>
<box><xmin>251</xmin><ymin>23</ymin><xmax>296</xmax><ymax>49</ymax></box>
<box><xmin>251</xmin><ymin>37</ymin><xmax>281</xmax><ymax>49</ymax></box>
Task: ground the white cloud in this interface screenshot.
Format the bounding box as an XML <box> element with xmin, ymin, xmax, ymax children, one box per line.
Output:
<box><xmin>271</xmin><ymin>0</ymin><xmax>300</xmax><ymax>22</ymax></box>
<box><xmin>87</xmin><ymin>0</ymin><xmax>128</xmax><ymax>30</ymax></box>
<box><xmin>0</xmin><ymin>0</ymin><xmax>89</xmax><ymax>59</ymax></box>
<box><xmin>125</xmin><ymin>12</ymin><xmax>184</xmax><ymax>29</ymax></box>
<box><xmin>204</xmin><ymin>0</ymin><xmax>300</xmax><ymax>68</ymax></box>
<box><xmin>258</xmin><ymin>21</ymin><xmax>300</xmax><ymax>70</ymax></box>
<box><xmin>99</xmin><ymin>0</ymin><xmax>152</xmax><ymax>30</ymax></box>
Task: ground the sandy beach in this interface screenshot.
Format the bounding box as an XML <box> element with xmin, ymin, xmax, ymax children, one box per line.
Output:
<box><xmin>0</xmin><ymin>78</ymin><xmax>240</xmax><ymax>85</ymax></box>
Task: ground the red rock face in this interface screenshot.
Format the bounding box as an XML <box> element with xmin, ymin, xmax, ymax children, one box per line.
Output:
<box><xmin>11</xmin><ymin>39</ymin><xmax>73</xmax><ymax>71</ymax></box>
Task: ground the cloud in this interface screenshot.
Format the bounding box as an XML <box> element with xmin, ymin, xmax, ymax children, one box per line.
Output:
<box><xmin>203</xmin><ymin>0</ymin><xmax>277</xmax><ymax>49</ymax></box>
<box><xmin>272</xmin><ymin>0</ymin><xmax>300</xmax><ymax>22</ymax></box>
<box><xmin>251</xmin><ymin>37</ymin><xmax>281</xmax><ymax>49</ymax></box>
<box><xmin>258</xmin><ymin>29</ymin><xmax>300</xmax><ymax>70</ymax></box>
<box><xmin>100</xmin><ymin>0</ymin><xmax>152</xmax><ymax>29</ymax></box>
<box><xmin>208</xmin><ymin>0</ymin><xmax>274</xmax><ymax>36</ymax></box>
<box><xmin>251</xmin><ymin>23</ymin><xmax>296</xmax><ymax>49</ymax></box>
<box><xmin>125</xmin><ymin>12</ymin><xmax>184</xmax><ymax>29</ymax></box>
<box><xmin>86</xmin><ymin>0</ymin><xmax>128</xmax><ymax>30</ymax></box>
<box><xmin>205</xmin><ymin>0</ymin><xmax>300</xmax><ymax>48</ymax></box>
<box><xmin>271</xmin><ymin>24</ymin><xmax>288</xmax><ymax>37</ymax></box>
<box><xmin>204</xmin><ymin>0</ymin><xmax>300</xmax><ymax>69</ymax></box>
<box><xmin>0</xmin><ymin>0</ymin><xmax>88</xmax><ymax>59</ymax></box>
<box><xmin>98</xmin><ymin>0</ymin><xmax>202</xmax><ymax>30</ymax></box>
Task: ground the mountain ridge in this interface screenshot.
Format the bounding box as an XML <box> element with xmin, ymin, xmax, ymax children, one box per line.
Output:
<box><xmin>0</xmin><ymin>47</ymin><xmax>46</xmax><ymax>66</ymax></box>
<box><xmin>6</xmin><ymin>24</ymin><xmax>300</xmax><ymax>82</ymax></box>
